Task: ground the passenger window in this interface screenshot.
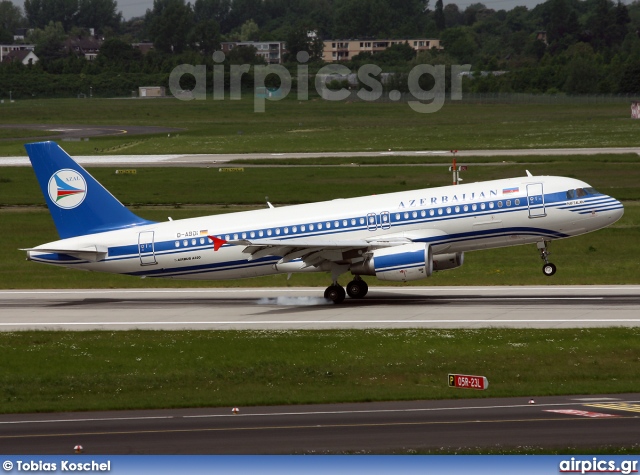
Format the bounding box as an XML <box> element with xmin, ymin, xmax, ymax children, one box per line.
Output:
<box><xmin>309</xmin><ymin>224</ymin><xmax>314</xmax><ymax>231</ymax></box>
<box><xmin>301</xmin><ymin>225</ymin><xmax>306</xmax><ymax>232</ymax></box>
<box><xmin>267</xmin><ymin>229</ymin><xmax>272</xmax><ymax>236</ymax></box>
<box><xmin>421</xmin><ymin>210</ymin><xmax>426</xmax><ymax>217</ymax></box>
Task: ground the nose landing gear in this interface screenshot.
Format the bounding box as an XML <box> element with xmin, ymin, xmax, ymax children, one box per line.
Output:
<box><xmin>537</xmin><ymin>241</ymin><xmax>557</xmax><ymax>276</ymax></box>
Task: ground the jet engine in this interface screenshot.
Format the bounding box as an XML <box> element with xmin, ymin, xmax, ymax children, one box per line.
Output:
<box><xmin>351</xmin><ymin>243</ymin><xmax>433</xmax><ymax>282</ymax></box>
<box><xmin>432</xmin><ymin>252</ymin><xmax>464</xmax><ymax>271</ymax></box>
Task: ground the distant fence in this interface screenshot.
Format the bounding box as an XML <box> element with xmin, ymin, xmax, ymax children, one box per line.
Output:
<box><xmin>346</xmin><ymin>91</ymin><xmax>640</xmax><ymax>105</ymax></box>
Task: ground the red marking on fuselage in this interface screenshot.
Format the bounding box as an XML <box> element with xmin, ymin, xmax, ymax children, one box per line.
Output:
<box><xmin>208</xmin><ymin>236</ymin><xmax>227</xmax><ymax>251</ymax></box>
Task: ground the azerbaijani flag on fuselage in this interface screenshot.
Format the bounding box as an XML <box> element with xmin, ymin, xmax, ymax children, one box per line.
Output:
<box><xmin>502</xmin><ymin>187</ymin><xmax>519</xmax><ymax>194</ymax></box>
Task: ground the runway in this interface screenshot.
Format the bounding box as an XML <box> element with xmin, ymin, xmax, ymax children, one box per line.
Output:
<box><xmin>2</xmin><ymin>146</ymin><xmax>640</xmax><ymax>166</ymax></box>
<box><xmin>1</xmin><ymin>286</ymin><xmax>639</xmax><ymax>331</ymax></box>
<box><xmin>1</xmin><ymin>394</ymin><xmax>639</xmax><ymax>454</ymax></box>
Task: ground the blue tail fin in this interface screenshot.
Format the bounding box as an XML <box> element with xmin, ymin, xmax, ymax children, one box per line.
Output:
<box><xmin>25</xmin><ymin>141</ymin><xmax>154</xmax><ymax>239</ymax></box>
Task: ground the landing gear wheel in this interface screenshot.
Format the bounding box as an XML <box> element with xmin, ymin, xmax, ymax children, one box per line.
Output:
<box><xmin>346</xmin><ymin>279</ymin><xmax>369</xmax><ymax>299</ymax></box>
<box><xmin>324</xmin><ymin>284</ymin><xmax>346</xmax><ymax>304</ymax></box>
<box><xmin>542</xmin><ymin>263</ymin><xmax>557</xmax><ymax>276</ymax></box>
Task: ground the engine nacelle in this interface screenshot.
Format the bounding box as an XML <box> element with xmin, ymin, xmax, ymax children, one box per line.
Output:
<box><xmin>352</xmin><ymin>243</ymin><xmax>433</xmax><ymax>282</ymax></box>
<box><xmin>432</xmin><ymin>252</ymin><xmax>464</xmax><ymax>271</ymax></box>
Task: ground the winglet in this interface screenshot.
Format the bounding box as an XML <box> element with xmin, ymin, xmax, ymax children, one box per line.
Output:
<box><xmin>208</xmin><ymin>236</ymin><xmax>227</xmax><ymax>251</ymax></box>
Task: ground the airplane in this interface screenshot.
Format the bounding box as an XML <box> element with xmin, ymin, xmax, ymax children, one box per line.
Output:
<box><xmin>23</xmin><ymin>141</ymin><xmax>624</xmax><ymax>303</ymax></box>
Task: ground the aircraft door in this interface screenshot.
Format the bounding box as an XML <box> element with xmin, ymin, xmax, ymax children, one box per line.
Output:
<box><xmin>366</xmin><ymin>212</ymin><xmax>392</xmax><ymax>231</ymax></box>
<box><xmin>138</xmin><ymin>231</ymin><xmax>157</xmax><ymax>265</ymax></box>
<box><xmin>527</xmin><ymin>183</ymin><xmax>546</xmax><ymax>218</ymax></box>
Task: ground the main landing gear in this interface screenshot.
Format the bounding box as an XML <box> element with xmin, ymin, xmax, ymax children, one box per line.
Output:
<box><xmin>537</xmin><ymin>241</ymin><xmax>557</xmax><ymax>276</ymax></box>
<box><xmin>324</xmin><ymin>277</ymin><xmax>369</xmax><ymax>304</ymax></box>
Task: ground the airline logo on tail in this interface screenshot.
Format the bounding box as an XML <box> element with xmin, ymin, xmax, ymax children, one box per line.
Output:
<box><xmin>47</xmin><ymin>169</ymin><xmax>87</xmax><ymax>209</ymax></box>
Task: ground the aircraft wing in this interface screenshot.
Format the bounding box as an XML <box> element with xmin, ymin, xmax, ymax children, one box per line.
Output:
<box><xmin>229</xmin><ymin>229</ymin><xmax>446</xmax><ymax>267</ymax></box>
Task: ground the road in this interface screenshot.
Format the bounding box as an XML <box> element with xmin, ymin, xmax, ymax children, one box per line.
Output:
<box><xmin>1</xmin><ymin>286</ymin><xmax>638</xmax><ymax>331</ymax></box>
<box><xmin>1</xmin><ymin>394</ymin><xmax>639</xmax><ymax>454</ymax></box>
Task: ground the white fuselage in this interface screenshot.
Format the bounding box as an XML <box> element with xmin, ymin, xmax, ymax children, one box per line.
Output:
<box><xmin>28</xmin><ymin>175</ymin><xmax>624</xmax><ymax>281</ymax></box>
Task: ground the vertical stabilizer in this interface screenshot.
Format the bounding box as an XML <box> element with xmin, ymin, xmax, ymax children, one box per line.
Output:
<box><xmin>25</xmin><ymin>141</ymin><xmax>154</xmax><ymax>239</ymax></box>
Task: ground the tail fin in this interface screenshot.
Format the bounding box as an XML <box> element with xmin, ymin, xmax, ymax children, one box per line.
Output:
<box><xmin>25</xmin><ymin>141</ymin><xmax>154</xmax><ymax>239</ymax></box>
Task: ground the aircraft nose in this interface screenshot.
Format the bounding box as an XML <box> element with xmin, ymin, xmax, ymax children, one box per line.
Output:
<box><xmin>607</xmin><ymin>198</ymin><xmax>624</xmax><ymax>223</ymax></box>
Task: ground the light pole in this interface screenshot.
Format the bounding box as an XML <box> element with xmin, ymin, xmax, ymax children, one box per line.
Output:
<box><xmin>89</xmin><ymin>86</ymin><xmax>92</xmax><ymax>99</ymax></box>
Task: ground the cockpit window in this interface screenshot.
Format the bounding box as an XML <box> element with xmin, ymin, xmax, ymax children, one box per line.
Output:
<box><xmin>567</xmin><ymin>187</ymin><xmax>600</xmax><ymax>199</ymax></box>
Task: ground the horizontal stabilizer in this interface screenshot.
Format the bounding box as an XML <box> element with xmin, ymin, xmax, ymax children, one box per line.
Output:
<box><xmin>22</xmin><ymin>245</ymin><xmax>108</xmax><ymax>262</ymax></box>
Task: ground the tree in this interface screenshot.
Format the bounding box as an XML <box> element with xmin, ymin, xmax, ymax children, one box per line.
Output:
<box><xmin>27</xmin><ymin>21</ymin><xmax>67</xmax><ymax>62</ymax></box>
<box><xmin>227</xmin><ymin>44</ymin><xmax>264</xmax><ymax>64</ymax></box>
<box><xmin>193</xmin><ymin>0</ymin><xmax>231</xmax><ymax>31</ymax></box>
<box><xmin>0</xmin><ymin>1</ymin><xmax>25</xmax><ymax>43</ymax></box>
<box><xmin>189</xmin><ymin>19</ymin><xmax>221</xmax><ymax>55</ymax></box>
<box><xmin>283</xmin><ymin>26</ymin><xmax>323</xmax><ymax>62</ymax></box>
<box><xmin>146</xmin><ymin>0</ymin><xmax>194</xmax><ymax>54</ymax></box>
<box><xmin>443</xmin><ymin>4</ymin><xmax>463</xmax><ymax>28</ymax></box>
<box><xmin>239</xmin><ymin>19</ymin><xmax>260</xmax><ymax>41</ymax></box>
<box><xmin>434</xmin><ymin>0</ymin><xmax>445</xmax><ymax>30</ymax></box>
<box><xmin>24</xmin><ymin>0</ymin><xmax>79</xmax><ymax>30</ymax></box>
<box><xmin>76</xmin><ymin>0</ymin><xmax>122</xmax><ymax>33</ymax></box>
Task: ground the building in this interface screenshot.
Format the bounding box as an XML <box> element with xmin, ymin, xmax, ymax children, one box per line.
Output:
<box><xmin>0</xmin><ymin>44</ymin><xmax>35</xmax><ymax>63</ymax></box>
<box><xmin>138</xmin><ymin>86</ymin><xmax>165</xmax><ymax>98</ymax></box>
<box><xmin>322</xmin><ymin>38</ymin><xmax>443</xmax><ymax>62</ymax></box>
<box><xmin>64</xmin><ymin>36</ymin><xmax>102</xmax><ymax>61</ymax></box>
<box><xmin>1</xmin><ymin>49</ymin><xmax>39</xmax><ymax>65</ymax></box>
<box><xmin>220</xmin><ymin>41</ymin><xmax>287</xmax><ymax>64</ymax></box>
<box><xmin>132</xmin><ymin>42</ymin><xmax>154</xmax><ymax>55</ymax></box>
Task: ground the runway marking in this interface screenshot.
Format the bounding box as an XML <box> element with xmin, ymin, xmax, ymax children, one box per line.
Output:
<box><xmin>1</xmin><ymin>415</ymin><xmax>634</xmax><ymax>440</ymax></box>
<box><xmin>585</xmin><ymin>403</ymin><xmax>640</xmax><ymax>413</ymax></box>
<box><xmin>0</xmin><ymin>416</ymin><xmax>174</xmax><ymax>425</ymax></box>
<box><xmin>544</xmin><ymin>409</ymin><xmax>619</xmax><ymax>418</ymax></box>
<box><xmin>1</xmin><ymin>319</ymin><xmax>640</xmax><ymax>327</ymax></box>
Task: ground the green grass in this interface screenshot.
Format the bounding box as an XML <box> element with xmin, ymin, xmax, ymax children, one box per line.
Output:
<box><xmin>1</xmin><ymin>328</ymin><xmax>639</xmax><ymax>414</ymax></box>
<box><xmin>1</xmin><ymin>158</ymin><xmax>639</xmax><ymax>207</ymax></box>
<box><xmin>1</xmin><ymin>98</ymin><xmax>639</xmax><ymax>156</ymax></box>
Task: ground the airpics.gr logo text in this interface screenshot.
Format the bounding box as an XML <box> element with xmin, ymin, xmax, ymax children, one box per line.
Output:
<box><xmin>47</xmin><ymin>169</ymin><xmax>87</xmax><ymax>209</ymax></box>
